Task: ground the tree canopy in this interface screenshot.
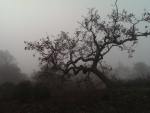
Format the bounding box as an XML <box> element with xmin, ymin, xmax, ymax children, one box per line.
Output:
<box><xmin>0</xmin><ymin>50</ymin><xmax>28</xmax><ymax>84</ymax></box>
<box><xmin>25</xmin><ymin>0</ymin><xmax>150</xmax><ymax>100</ymax></box>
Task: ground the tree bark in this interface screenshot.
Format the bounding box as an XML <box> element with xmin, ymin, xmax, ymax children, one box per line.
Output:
<box><xmin>91</xmin><ymin>68</ymin><xmax>117</xmax><ymax>101</ymax></box>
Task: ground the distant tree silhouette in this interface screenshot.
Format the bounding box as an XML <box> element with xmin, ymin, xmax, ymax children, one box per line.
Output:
<box><xmin>111</xmin><ymin>61</ymin><xmax>150</xmax><ymax>80</ymax></box>
<box><xmin>111</xmin><ymin>61</ymin><xmax>133</xmax><ymax>80</ymax></box>
<box><xmin>0</xmin><ymin>50</ymin><xmax>28</xmax><ymax>84</ymax></box>
<box><xmin>25</xmin><ymin>0</ymin><xmax>150</xmax><ymax>100</ymax></box>
<box><xmin>133</xmin><ymin>62</ymin><xmax>150</xmax><ymax>78</ymax></box>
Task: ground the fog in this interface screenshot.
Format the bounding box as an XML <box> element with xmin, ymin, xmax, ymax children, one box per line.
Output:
<box><xmin>0</xmin><ymin>0</ymin><xmax>150</xmax><ymax>76</ymax></box>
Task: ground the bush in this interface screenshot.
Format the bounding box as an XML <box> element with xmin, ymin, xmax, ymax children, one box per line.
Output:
<box><xmin>0</xmin><ymin>82</ymin><xmax>16</xmax><ymax>101</ymax></box>
<box><xmin>14</xmin><ymin>80</ymin><xmax>51</xmax><ymax>102</ymax></box>
<box><xmin>32</xmin><ymin>84</ymin><xmax>51</xmax><ymax>100</ymax></box>
<box><xmin>111</xmin><ymin>76</ymin><xmax>150</xmax><ymax>88</ymax></box>
<box><xmin>123</xmin><ymin>77</ymin><xmax>150</xmax><ymax>88</ymax></box>
<box><xmin>14</xmin><ymin>80</ymin><xmax>32</xmax><ymax>102</ymax></box>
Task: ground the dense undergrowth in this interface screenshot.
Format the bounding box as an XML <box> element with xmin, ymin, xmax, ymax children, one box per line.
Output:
<box><xmin>0</xmin><ymin>80</ymin><xmax>51</xmax><ymax>102</ymax></box>
<box><xmin>0</xmin><ymin>77</ymin><xmax>150</xmax><ymax>113</ymax></box>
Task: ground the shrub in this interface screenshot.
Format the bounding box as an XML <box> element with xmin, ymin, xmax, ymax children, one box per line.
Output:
<box><xmin>14</xmin><ymin>80</ymin><xmax>32</xmax><ymax>102</ymax></box>
<box><xmin>0</xmin><ymin>82</ymin><xmax>16</xmax><ymax>101</ymax></box>
<box><xmin>14</xmin><ymin>80</ymin><xmax>51</xmax><ymax>102</ymax></box>
<box><xmin>111</xmin><ymin>76</ymin><xmax>150</xmax><ymax>88</ymax></box>
<box><xmin>123</xmin><ymin>77</ymin><xmax>150</xmax><ymax>88</ymax></box>
<box><xmin>32</xmin><ymin>84</ymin><xmax>51</xmax><ymax>100</ymax></box>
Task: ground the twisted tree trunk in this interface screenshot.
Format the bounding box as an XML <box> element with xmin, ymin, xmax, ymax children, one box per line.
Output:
<box><xmin>91</xmin><ymin>68</ymin><xmax>117</xmax><ymax>101</ymax></box>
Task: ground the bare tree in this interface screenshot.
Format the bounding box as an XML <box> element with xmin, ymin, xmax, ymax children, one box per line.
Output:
<box><xmin>25</xmin><ymin>0</ymin><xmax>150</xmax><ymax>100</ymax></box>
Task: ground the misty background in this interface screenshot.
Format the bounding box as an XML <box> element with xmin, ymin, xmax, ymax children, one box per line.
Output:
<box><xmin>0</xmin><ymin>0</ymin><xmax>150</xmax><ymax>78</ymax></box>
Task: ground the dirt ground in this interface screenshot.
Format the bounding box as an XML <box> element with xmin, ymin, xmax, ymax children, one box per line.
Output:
<box><xmin>0</xmin><ymin>87</ymin><xmax>150</xmax><ymax>113</ymax></box>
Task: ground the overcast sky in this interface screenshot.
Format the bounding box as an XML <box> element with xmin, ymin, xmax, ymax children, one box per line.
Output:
<box><xmin>0</xmin><ymin>0</ymin><xmax>150</xmax><ymax>75</ymax></box>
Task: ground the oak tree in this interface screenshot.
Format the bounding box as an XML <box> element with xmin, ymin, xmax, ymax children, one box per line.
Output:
<box><xmin>25</xmin><ymin>0</ymin><xmax>150</xmax><ymax>100</ymax></box>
